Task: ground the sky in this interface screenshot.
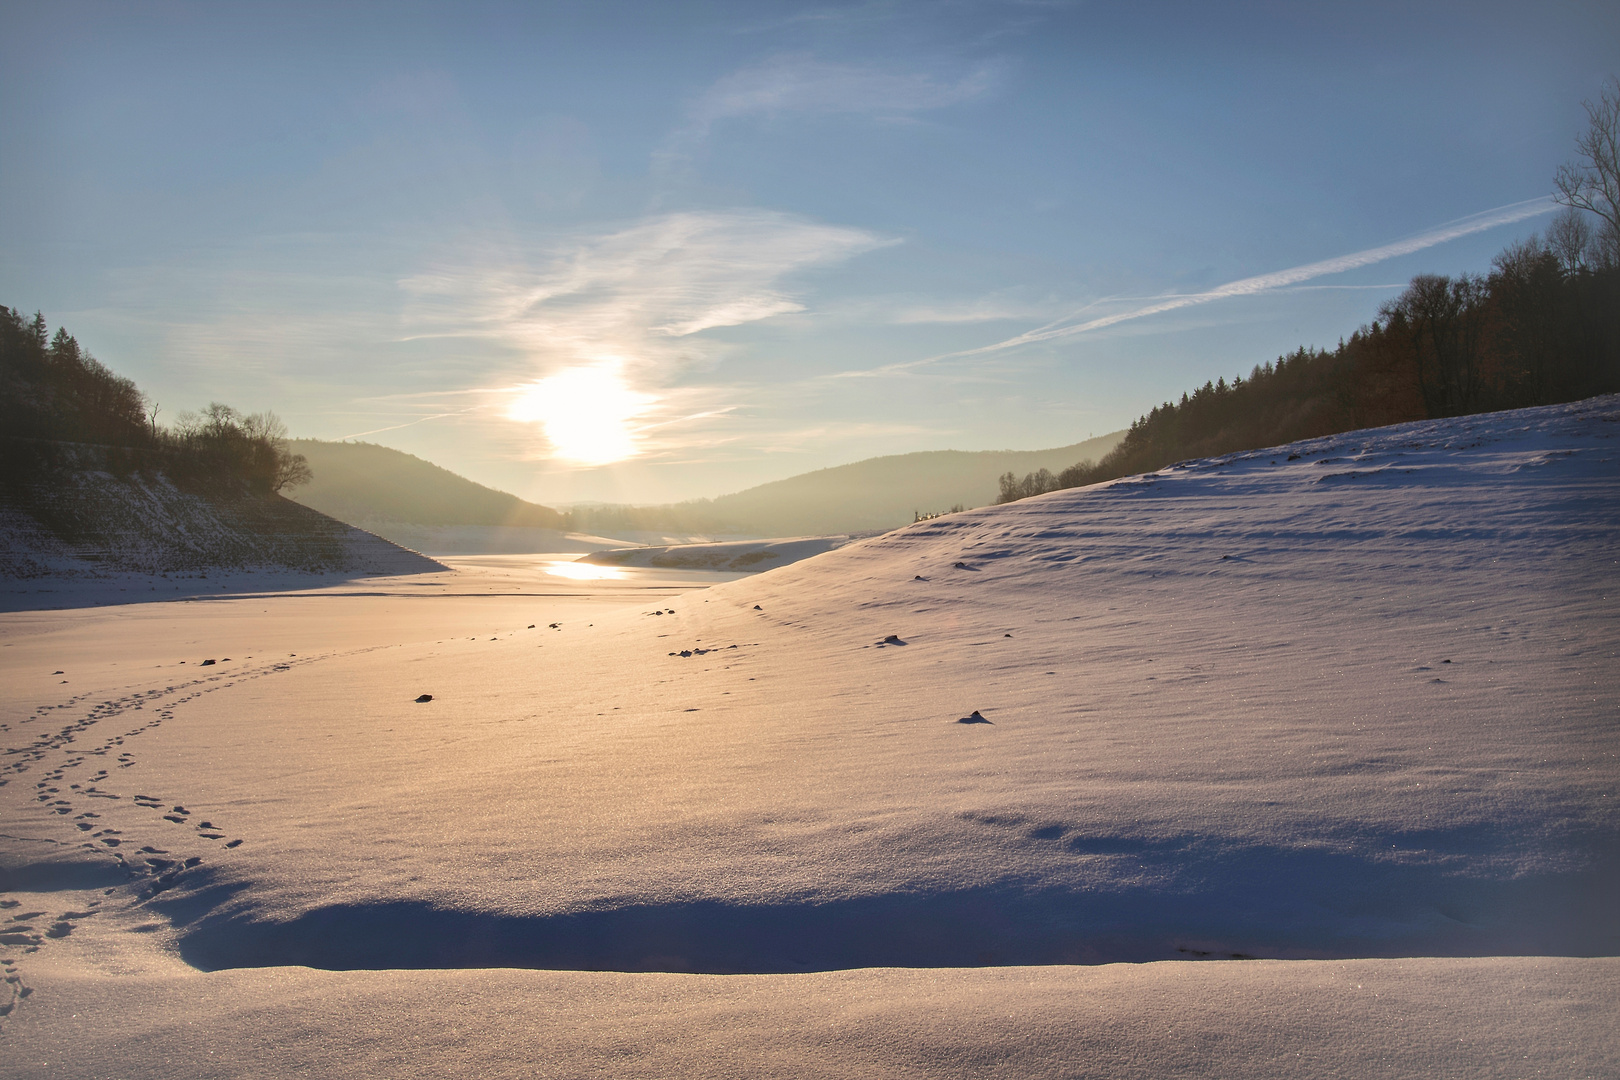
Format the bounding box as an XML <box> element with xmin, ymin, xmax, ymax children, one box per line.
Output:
<box><xmin>3</xmin><ymin>1</ymin><xmax>1617</xmax><ymax>505</ymax></box>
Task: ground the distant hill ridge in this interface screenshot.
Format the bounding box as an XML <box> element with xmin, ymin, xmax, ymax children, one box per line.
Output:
<box><xmin>288</xmin><ymin>432</ymin><xmax>1126</xmax><ymax>540</ymax></box>
<box><xmin>679</xmin><ymin>433</ymin><xmax>1126</xmax><ymax>536</ymax></box>
<box><xmin>287</xmin><ymin>440</ymin><xmax>567</xmax><ymax>529</ymax></box>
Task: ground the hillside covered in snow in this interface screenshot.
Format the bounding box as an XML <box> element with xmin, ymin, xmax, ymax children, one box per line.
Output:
<box><xmin>0</xmin><ymin>440</ymin><xmax>441</xmax><ymax>594</ymax></box>
<box><xmin>0</xmin><ymin>397</ymin><xmax>1614</xmax><ymax>1077</ymax></box>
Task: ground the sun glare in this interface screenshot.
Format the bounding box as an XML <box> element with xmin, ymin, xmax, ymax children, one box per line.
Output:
<box><xmin>544</xmin><ymin>560</ymin><xmax>627</xmax><ymax>581</ymax></box>
<box><xmin>509</xmin><ymin>364</ymin><xmax>650</xmax><ymax>465</ymax></box>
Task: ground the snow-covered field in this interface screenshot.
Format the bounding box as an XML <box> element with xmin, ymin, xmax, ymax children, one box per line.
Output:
<box><xmin>1</xmin><ymin>398</ymin><xmax>1616</xmax><ymax>1077</ymax></box>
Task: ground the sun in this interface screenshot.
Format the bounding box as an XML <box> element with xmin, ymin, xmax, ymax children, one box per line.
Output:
<box><xmin>508</xmin><ymin>364</ymin><xmax>650</xmax><ymax>465</ymax></box>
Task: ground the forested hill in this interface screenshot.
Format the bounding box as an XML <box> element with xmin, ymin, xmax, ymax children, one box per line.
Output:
<box><xmin>999</xmin><ymin>231</ymin><xmax>1620</xmax><ymax>503</ymax></box>
<box><xmin>1</xmin><ymin>305</ymin><xmax>310</xmax><ymax>497</ymax></box>
<box><xmin>0</xmin><ymin>306</ymin><xmax>439</xmax><ymax>580</ymax></box>
<box><xmin>286</xmin><ymin>440</ymin><xmax>566</xmax><ymax>529</ymax></box>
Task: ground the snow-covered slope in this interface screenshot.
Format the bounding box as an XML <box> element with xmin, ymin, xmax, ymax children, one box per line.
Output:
<box><xmin>0</xmin><ymin>398</ymin><xmax>1615</xmax><ymax>1077</ymax></box>
<box><xmin>0</xmin><ymin>447</ymin><xmax>443</xmax><ymax>590</ymax></box>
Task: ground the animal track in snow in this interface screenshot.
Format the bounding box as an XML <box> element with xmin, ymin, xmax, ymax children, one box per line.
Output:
<box><xmin>0</xmin><ymin>652</ymin><xmax>349</xmax><ymax>1009</ymax></box>
<box><xmin>2</xmin><ymin>643</ymin><xmax>399</xmax><ymax>1003</ymax></box>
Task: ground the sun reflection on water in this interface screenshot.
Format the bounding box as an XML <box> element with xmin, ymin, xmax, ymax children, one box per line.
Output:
<box><xmin>544</xmin><ymin>560</ymin><xmax>628</xmax><ymax>581</ymax></box>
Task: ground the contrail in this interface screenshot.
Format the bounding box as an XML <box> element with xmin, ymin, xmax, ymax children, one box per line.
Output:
<box><xmin>338</xmin><ymin>403</ymin><xmax>492</xmax><ymax>441</ymax></box>
<box><xmin>938</xmin><ymin>196</ymin><xmax>1558</xmax><ymax>361</ymax></box>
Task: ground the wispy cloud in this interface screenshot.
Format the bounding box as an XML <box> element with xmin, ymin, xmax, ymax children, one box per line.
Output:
<box><xmin>649</xmin><ymin>415</ymin><xmax>944</xmax><ymax>461</ymax></box>
<box><xmin>888</xmin><ymin>294</ymin><xmax>1056</xmax><ymax>324</ymax></box>
<box><xmin>708</xmin><ymin>56</ymin><xmax>993</xmax><ymax>121</ymax></box>
<box><xmin>666</xmin><ymin>55</ymin><xmax>997</xmax><ymax>155</ymax></box>
<box><xmin>939</xmin><ymin>197</ymin><xmax>1558</xmax><ymax>360</ymax></box>
<box><xmin>399</xmin><ymin>209</ymin><xmax>891</xmax><ymax>373</ymax></box>
<box><xmin>336</xmin><ymin>403</ymin><xmax>496</xmax><ymax>442</ymax></box>
<box><xmin>383</xmin><ymin>210</ymin><xmax>893</xmax><ymax>455</ymax></box>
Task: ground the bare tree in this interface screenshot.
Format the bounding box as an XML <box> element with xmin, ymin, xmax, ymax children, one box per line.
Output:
<box><xmin>996</xmin><ymin>467</ymin><xmax>1059</xmax><ymax>504</ymax></box>
<box><xmin>997</xmin><ymin>471</ymin><xmax>1021</xmax><ymax>504</ymax></box>
<box><xmin>1545</xmin><ymin>206</ymin><xmax>1592</xmax><ymax>274</ymax></box>
<box><xmin>1380</xmin><ymin>274</ymin><xmax>1489</xmax><ymax>417</ymax></box>
<box><xmin>272</xmin><ymin>450</ymin><xmax>313</xmax><ymax>493</ymax></box>
<box><xmin>171</xmin><ymin>403</ymin><xmax>312</xmax><ymax>493</ymax></box>
<box><xmin>242</xmin><ymin>410</ymin><xmax>313</xmax><ymax>492</ymax></box>
<box><xmin>1592</xmin><ymin>218</ymin><xmax>1620</xmax><ymax>270</ymax></box>
<box><xmin>1554</xmin><ymin>77</ymin><xmax>1620</xmax><ymax>237</ymax></box>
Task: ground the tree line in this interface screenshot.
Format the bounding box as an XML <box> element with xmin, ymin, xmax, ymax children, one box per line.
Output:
<box><xmin>0</xmin><ymin>305</ymin><xmax>310</xmax><ymax>496</ymax></box>
<box><xmin>1000</xmin><ymin>80</ymin><xmax>1620</xmax><ymax>505</ymax></box>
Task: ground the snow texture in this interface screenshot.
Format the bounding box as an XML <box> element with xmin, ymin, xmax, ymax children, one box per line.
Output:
<box><xmin>582</xmin><ymin>533</ymin><xmax>858</xmax><ymax>572</ymax></box>
<box><xmin>0</xmin><ymin>397</ymin><xmax>1615</xmax><ymax>1077</ymax></box>
<box><xmin>0</xmin><ymin>448</ymin><xmax>443</xmax><ymax>586</ymax></box>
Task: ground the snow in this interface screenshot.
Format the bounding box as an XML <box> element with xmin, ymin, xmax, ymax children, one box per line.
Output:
<box><xmin>0</xmin><ymin>397</ymin><xmax>1616</xmax><ymax>1076</ymax></box>
<box><xmin>5</xmin><ymin>959</ymin><xmax>1615</xmax><ymax>1079</ymax></box>
<box><xmin>581</xmin><ymin>533</ymin><xmax>859</xmax><ymax>571</ymax></box>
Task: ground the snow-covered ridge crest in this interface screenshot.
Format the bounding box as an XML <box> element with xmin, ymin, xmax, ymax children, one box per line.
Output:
<box><xmin>743</xmin><ymin>394</ymin><xmax>1619</xmax><ymax>599</ymax></box>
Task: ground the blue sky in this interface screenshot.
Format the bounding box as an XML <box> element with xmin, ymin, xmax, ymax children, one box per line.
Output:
<box><xmin>3</xmin><ymin>1</ymin><xmax>1617</xmax><ymax>503</ymax></box>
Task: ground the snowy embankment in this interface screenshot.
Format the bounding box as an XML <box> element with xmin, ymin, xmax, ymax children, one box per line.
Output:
<box><xmin>580</xmin><ymin>533</ymin><xmax>857</xmax><ymax>572</ymax></box>
<box><xmin>0</xmin><ymin>397</ymin><xmax>1615</xmax><ymax>1077</ymax></box>
<box><xmin>0</xmin><ymin>446</ymin><xmax>444</xmax><ymax>608</ymax></box>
